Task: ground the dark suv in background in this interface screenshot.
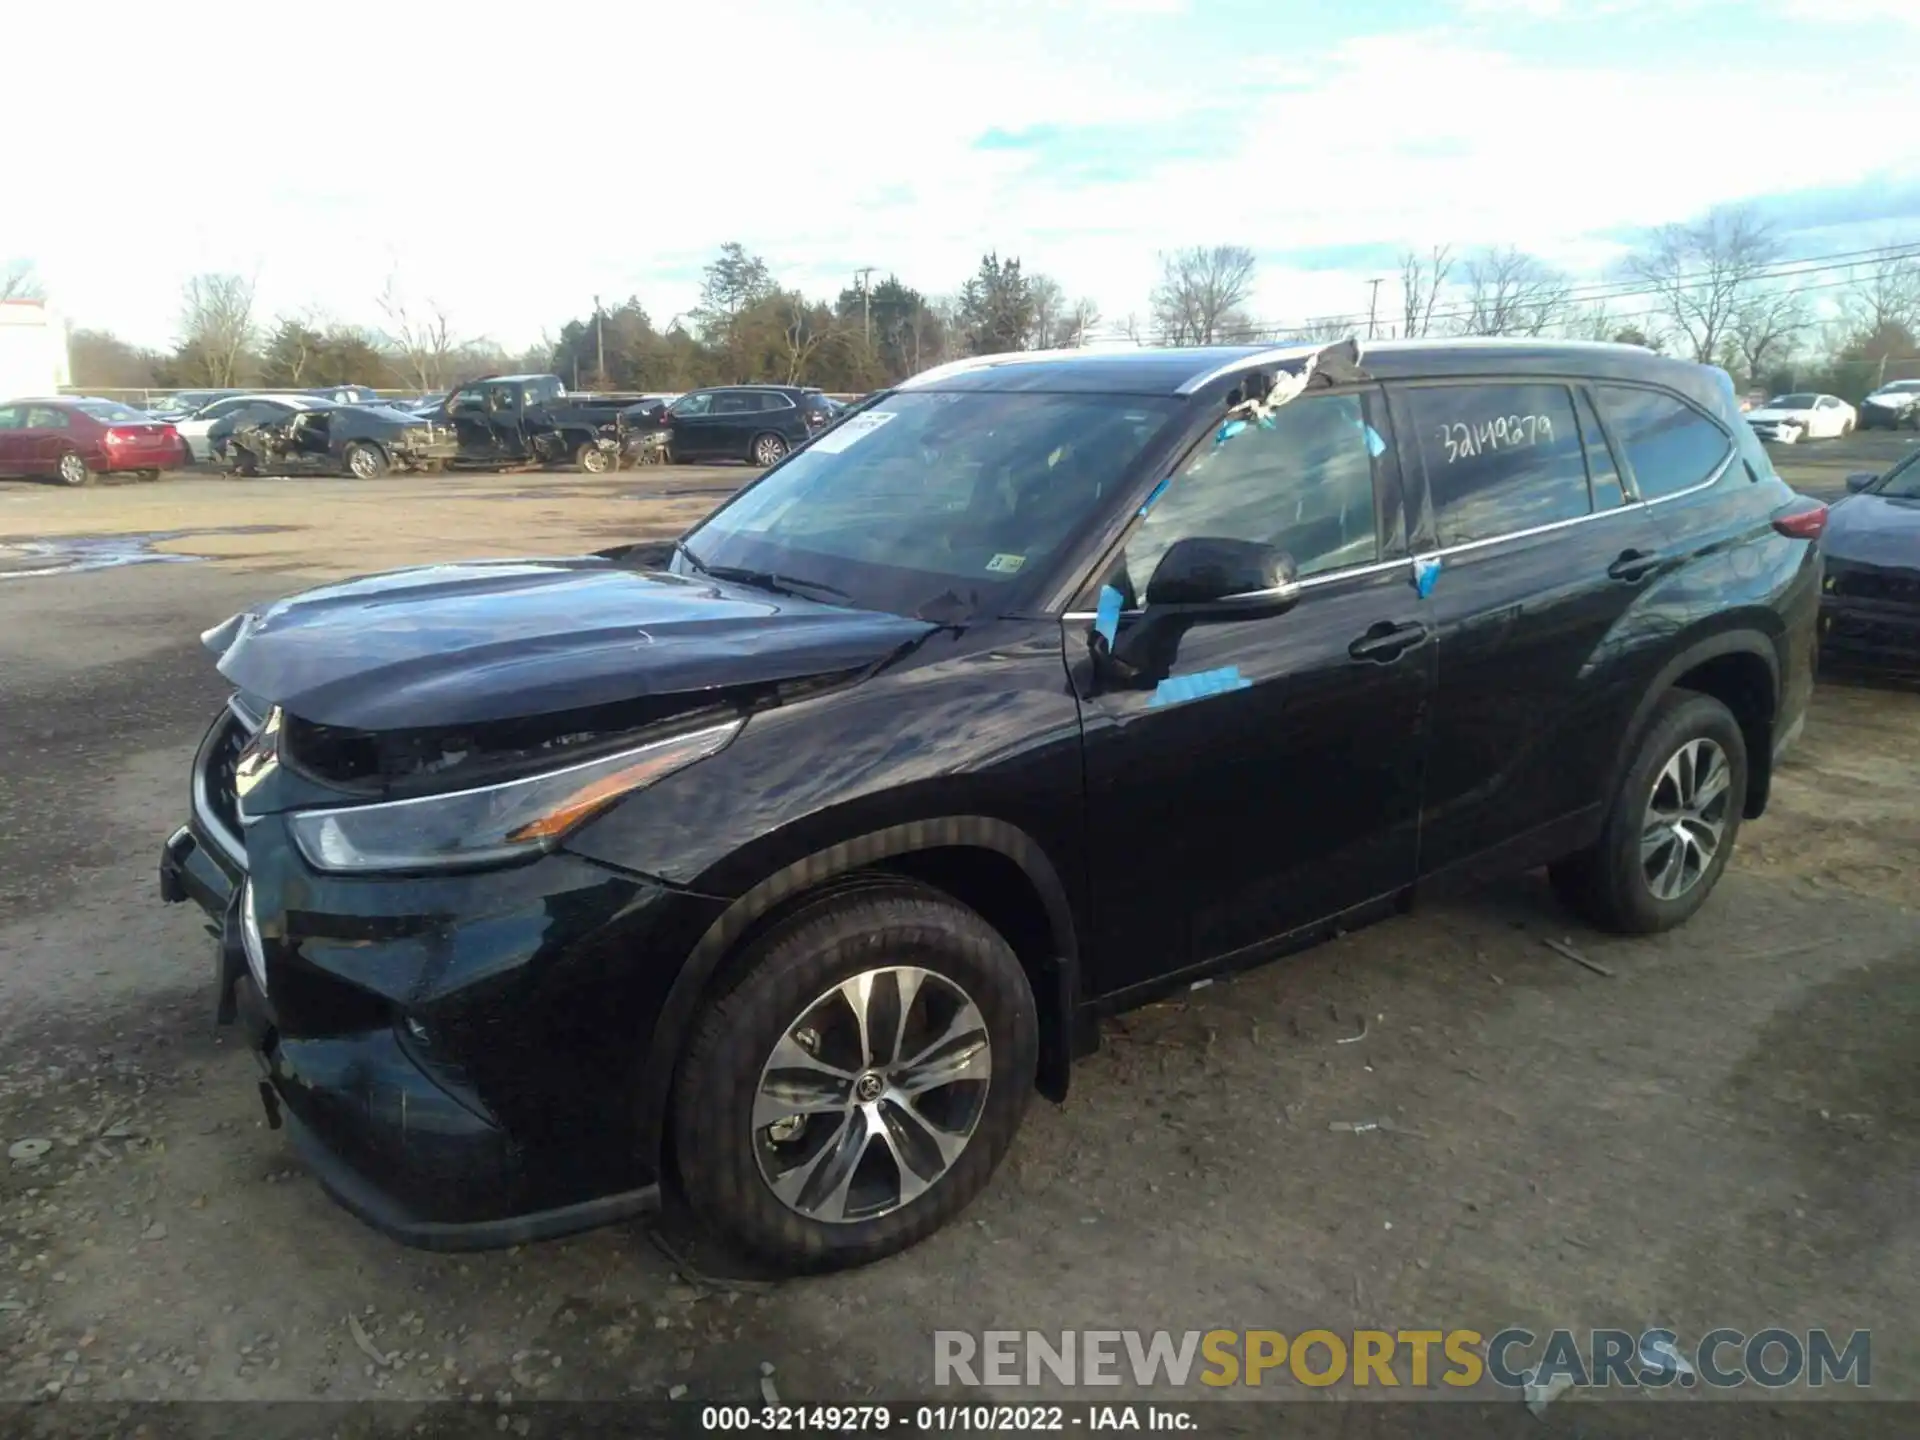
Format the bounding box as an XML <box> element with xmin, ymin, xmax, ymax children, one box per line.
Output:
<box><xmin>657</xmin><ymin>384</ymin><xmax>836</xmax><ymax>465</ymax></box>
<box><xmin>160</xmin><ymin>338</ymin><xmax>1823</xmax><ymax>1273</ymax></box>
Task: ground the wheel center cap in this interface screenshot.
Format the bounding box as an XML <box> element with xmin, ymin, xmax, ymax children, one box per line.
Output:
<box><xmin>854</xmin><ymin>1071</ymin><xmax>885</xmax><ymax>1103</ymax></box>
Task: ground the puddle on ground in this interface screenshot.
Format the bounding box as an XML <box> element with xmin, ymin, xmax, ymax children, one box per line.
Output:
<box><xmin>0</xmin><ymin>525</ymin><xmax>300</xmax><ymax>580</ymax></box>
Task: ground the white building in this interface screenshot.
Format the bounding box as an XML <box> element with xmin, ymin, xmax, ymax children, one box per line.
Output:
<box><xmin>0</xmin><ymin>298</ymin><xmax>72</xmax><ymax>401</ymax></box>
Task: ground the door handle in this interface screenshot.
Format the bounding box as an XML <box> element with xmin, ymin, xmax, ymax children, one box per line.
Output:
<box><xmin>1607</xmin><ymin>549</ymin><xmax>1661</xmax><ymax>583</ymax></box>
<box><xmin>1348</xmin><ymin>620</ymin><xmax>1428</xmax><ymax>663</ymax></box>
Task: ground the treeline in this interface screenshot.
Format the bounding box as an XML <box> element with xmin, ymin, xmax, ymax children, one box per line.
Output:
<box><xmin>28</xmin><ymin>204</ymin><xmax>1920</xmax><ymax>401</ymax></box>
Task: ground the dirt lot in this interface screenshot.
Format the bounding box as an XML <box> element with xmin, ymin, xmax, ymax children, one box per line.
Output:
<box><xmin>0</xmin><ymin>440</ymin><xmax>1915</xmax><ymax>1420</ymax></box>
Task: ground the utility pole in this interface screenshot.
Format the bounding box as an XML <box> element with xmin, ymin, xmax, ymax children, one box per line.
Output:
<box><xmin>593</xmin><ymin>294</ymin><xmax>605</xmax><ymax>386</ymax></box>
<box><xmin>854</xmin><ymin>267</ymin><xmax>876</xmax><ymax>349</ymax></box>
<box><xmin>1365</xmin><ymin>278</ymin><xmax>1383</xmax><ymax>340</ymax></box>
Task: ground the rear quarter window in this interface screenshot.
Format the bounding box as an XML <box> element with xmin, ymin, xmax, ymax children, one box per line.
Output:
<box><xmin>1404</xmin><ymin>382</ymin><xmax>1591</xmax><ymax>546</ymax></box>
<box><xmin>1595</xmin><ymin>385</ymin><xmax>1732</xmax><ymax>500</ymax></box>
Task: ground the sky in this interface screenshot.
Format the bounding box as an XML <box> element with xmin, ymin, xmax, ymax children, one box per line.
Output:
<box><xmin>5</xmin><ymin>0</ymin><xmax>1919</xmax><ymax>353</ymax></box>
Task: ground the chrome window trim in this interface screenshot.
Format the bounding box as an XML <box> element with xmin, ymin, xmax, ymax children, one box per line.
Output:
<box><xmin>1061</xmin><ymin>556</ymin><xmax>1404</xmax><ymax>621</ymax></box>
<box><xmin>1057</xmin><ymin>450</ymin><xmax>1732</xmax><ymax>623</ymax></box>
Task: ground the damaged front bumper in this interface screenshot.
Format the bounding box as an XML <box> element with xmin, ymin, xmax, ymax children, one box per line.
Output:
<box><xmin>1820</xmin><ymin>565</ymin><xmax>1920</xmax><ymax>674</ymax></box>
<box><xmin>158</xmin><ymin>709</ymin><xmax>726</xmax><ymax>1249</ymax></box>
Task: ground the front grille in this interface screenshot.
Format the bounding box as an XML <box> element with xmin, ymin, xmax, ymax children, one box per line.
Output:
<box><xmin>1830</xmin><ymin>567</ymin><xmax>1920</xmax><ymax>606</ymax></box>
<box><xmin>195</xmin><ymin>700</ymin><xmax>260</xmax><ymax>866</ymax></box>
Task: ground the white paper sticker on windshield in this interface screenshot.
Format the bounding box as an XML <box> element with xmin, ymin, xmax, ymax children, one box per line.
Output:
<box><xmin>809</xmin><ymin>411</ymin><xmax>896</xmax><ymax>453</ymax></box>
<box><xmin>986</xmin><ymin>553</ymin><xmax>1026</xmax><ymax>574</ymax></box>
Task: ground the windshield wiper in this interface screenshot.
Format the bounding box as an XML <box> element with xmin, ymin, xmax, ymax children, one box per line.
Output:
<box><xmin>701</xmin><ymin>563</ymin><xmax>853</xmax><ymax>604</ymax></box>
<box><xmin>672</xmin><ymin>539</ymin><xmax>710</xmax><ymax>576</ymax></box>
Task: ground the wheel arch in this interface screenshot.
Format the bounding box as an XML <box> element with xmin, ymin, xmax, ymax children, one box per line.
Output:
<box><xmin>1613</xmin><ymin>629</ymin><xmax>1780</xmax><ymax>821</ymax></box>
<box><xmin>635</xmin><ymin>815</ymin><xmax>1081</xmax><ymax>1176</ymax></box>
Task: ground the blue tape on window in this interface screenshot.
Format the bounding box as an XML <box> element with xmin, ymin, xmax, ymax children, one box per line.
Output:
<box><xmin>1147</xmin><ymin>666</ymin><xmax>1253</xmax><ymax>708</ymax></box>
<box><xmin>1412</xmin><ymin>555</ymin><xmax>1442</xmax><ymax>598</ymax></box>
<box><xmin>1094</xmin><ymin>584</ymin><xmax>1122</xmax><ymax>646</ymax></box>
<box><xmin>1365</xmin><ymin>424</ymin><xmax>1386</xmax><ymax>457</ymax></box>
<box><xmin>1138</xmin><ymin>477</ymin><xmax>1171</xmax><ymax>517</ymax></box>
<box><xmin>1214</xmin><ymin>418</ymin><xmax>1248</xmax><ymax>446</ymax></box>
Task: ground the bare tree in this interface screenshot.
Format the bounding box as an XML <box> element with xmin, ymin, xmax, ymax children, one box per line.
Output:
<box><xmin>2</xmin><ymin>260</ymin><xmax>44</xmax><ymax>301</ymax></box>
<box><xmin>1026</xmin><ymin>275</ymin><xmax>1066</xmax><ymax>351</ymax></box>
<box><xmin>1456</xmin><ymin>247</ymin><xmax>1571</xmax><ymax>336</ymax></box>
<box><xmin>774</xmin><ymin>298</ymin><xmax>836</xmax><ymax>383</ymax></box>
<box><xmin>177</xmin><ymin>273</ymin><xmax>258</xmax><ymax>385</ymax></box>
<box><xmin>1398</xmin><ymin>245</ymin><xmax>1454</xmax><ymax>338</ymax></box>
<box><xmin>1624</xmin><ymin>205</ymin><xmax>1780</xmax><ymax>365</ymax></box>
<box><xmin>378</xmin><ymin>277</ymin><xmax>457</xmax><ymax>392</ymax></box>
<box><xmin>1150</xmin><ymin>245</ymin><xmax>1258</xmax><ymax>345</ymax></box>
<box><xmin>1060</xmin><ymin>297</ymin><xmax>1102</xmax><ymax>347</ymax></box>
<box><xmin>1289</xmin><ymin>316</ymin><xmax>1357</xmax><ymax>343</ymax></box>
<box><xmin>1840</xmin><ymin>251</ymin><xmax>1920</xmax><ymax>339</ymax></box>
<box><xmin>1726</xmin><ymin>286</ymin><xmax>1810</xmax><ymax>385</ymax></box>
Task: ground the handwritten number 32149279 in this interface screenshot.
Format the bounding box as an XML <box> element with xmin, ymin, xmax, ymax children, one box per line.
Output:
<box><xmin>1438</xmin><ymin>414</ymin><xmax>1554</xmax><ymax>463</ymax></box>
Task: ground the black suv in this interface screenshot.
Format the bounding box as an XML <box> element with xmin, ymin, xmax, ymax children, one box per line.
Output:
<box><xmin>159</xmin><ymin>339</ymin><xmax>1823</xmax><ymax>1271</ymax></box>
<box><xmin>658</xmin><ymin>384</ymin><xmax>835</xmax><ymax>465</ymax></box>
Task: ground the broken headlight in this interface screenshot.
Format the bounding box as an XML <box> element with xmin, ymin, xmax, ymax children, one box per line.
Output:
<box><xmin>287</xmin><ymin>719</ymin><xmax>742</xmax><ymax>874</ymax></box>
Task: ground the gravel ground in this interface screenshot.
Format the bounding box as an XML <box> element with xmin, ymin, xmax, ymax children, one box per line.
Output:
<box><xmin>0</xmin><ymin>445</ymin><xmax>1914</xmax><ymax>1423</ymax></box>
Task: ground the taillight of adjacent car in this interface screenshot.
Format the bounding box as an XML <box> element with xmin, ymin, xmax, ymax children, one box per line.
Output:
<box><xmin>1772</xmin><ymin>499</ymin><xmax>1829</xmax><ymax>540</ymax></box>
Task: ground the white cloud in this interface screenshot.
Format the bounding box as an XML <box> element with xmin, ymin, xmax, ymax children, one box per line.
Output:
<box><xmin>3</xmin><ymin>0</ymin><xmax>1915</xmax><ymax>352</ymax></box>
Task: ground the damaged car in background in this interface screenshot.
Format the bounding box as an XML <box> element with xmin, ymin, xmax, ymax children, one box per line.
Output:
<box><xmin>1819</xmin><ymin>448</ymin><xmax>1920</xmax><ymax>673</ymax></box>
<box><xmin>159</xmin><ymin>336</ymin><xmax>1822</xmax><ymax>1273</ymax></box>
<box><xmin>209</xmin><ymin>395</ymin><xmax>459</xmax><ymax>479</ymax></box>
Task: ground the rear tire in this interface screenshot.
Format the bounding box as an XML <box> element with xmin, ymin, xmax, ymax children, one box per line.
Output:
<box><xmin>751</xmin><ymin>432</ymin><xmax>788</xmax><ymax>466</ymax></box>
<box><xmin>135</xmin><ymin>469</ymin><xmax>161</xmax><ymax>483</ymax></box>
<box><xmin>671</xmin><ymin>884</ymin><xmax>1038</xmax><ymax>1273</ymax></box>
<box><xmin>1549</xmin><ymin>689</ymin><xmax>1748</xmax><ymax>935</ymax></box>
<box><xmin>344</xmin><ymin>442</ymin><xmax>388</xmax><ymax>480</ymax></box>
<box><xmin>56</xmin><ymin>451</ymin><xmax>91</xmax><ymax>487</ymax></box>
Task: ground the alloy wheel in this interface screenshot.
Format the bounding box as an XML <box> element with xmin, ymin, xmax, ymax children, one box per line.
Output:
<box><xmin>58</xmin><ymin>453</ymin><xmax>87</xmax><ymax>486</ymax></box>
<box><xmin>753</xmin><ymin>966</ymin><xmax>991</xmax><ymax>1225</ymax></box>
<box><xmin>754</xmin><ymin>436</ymin><xmax>787</xmax><ymax>466</ymax></box>
<box><xmin>349</xmin><ymin>448</ymin><xmax>380</xmax><ymax>479</ymax></box>
<box><xmin>1640</xmin><ymin>736</ymin><xmax>1733</xmax><ymax>901</ymax></box>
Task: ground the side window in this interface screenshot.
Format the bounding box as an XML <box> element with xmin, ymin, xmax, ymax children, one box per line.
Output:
<box><xmin>673</xmin><ymin>392</ymin><xmax>713</xmax><ymax>417</ymax></box>
<box><xmin>1573</xmin><ymin>388</ymin><xmax>1627</xmax><ymax>509</ymax></box>
<box><xmin>0</xmin><ymin>407</ymin><xmax>21</xmax><ymax>430</ymax></box>
<box><xmin>25</xmin><ymin>407</ymin><xmax>70</xmax><ymax>430</ymax></box>
<box><xmin>760</xmin><ymin>391</ymin><xmax>796</xmax><ymax>411</ymax></box>
<box><xmin>1405</xmin><ymin>383</ymin><xmax>1589</xmax><ymax>546</ymax></box>
<box><xmin>1595</xmin><ymin>385</ymin><xmax>1732</xmax><ymax>500</ymax></box>
<box><xmin>454</xmin><ymin>386</ymin><xmax>485</xmax><ymax>409</ymax></box>
<box><xmin>1121</xmin><ymin>391</ymin><xmax>1382</xmax><ymax>598</ymax></box>
<box><xmin>712</xmin><ymin>392</ymin><xmax>756</xmax><ymax>416</ymax></box>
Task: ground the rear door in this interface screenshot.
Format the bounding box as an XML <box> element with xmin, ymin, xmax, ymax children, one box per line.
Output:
<box><xmin>21</xmin><ymin>405</ymin><xmax>71</xmax><ymax>474</ymax></box>
<box><xmin>1392</xmin><ymin>377</ymin><xmax>1671</xmax><ymax>882</ymax></box>
<box><xmin>1073</xmin><ymin>385</ymin><xmax>1431</xmax><ymax>995</ymax></box>
<box><xmin>709</xmin><ymin>390</ymin><xmax>761</xmax><ymax>458</ymax></box>
<box><xmin>0</xmin><ymin>405</ymin><xmax>23</xmax><ymax>474</ymax></box>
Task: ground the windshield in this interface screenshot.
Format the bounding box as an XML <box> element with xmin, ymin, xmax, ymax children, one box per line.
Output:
<box><xmin>1873</xmin><ymin>380</ymin><xmax>1920</xmax><ymax>395</ymax></box>
<box><xmin>1767</xmin><ymin>394</ymin><xmax>1817</xmax><ymax>409</ymax></box>
<box><xmin>72</xmin><ymin>401</ymin><xmax>149</xmax><ymax>422</ymax></box>
<box><xmin>1878</xmin><ymin>452</ymin><xmax>1920</xmax><ymax>500</ymax></box>
<box><xmin>677</xmin><ymin>390</ymin><xmax>1181</xmax><ymax>619</ymax></box>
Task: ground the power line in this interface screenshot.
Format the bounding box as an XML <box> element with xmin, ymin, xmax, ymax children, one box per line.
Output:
<box><xmin>1081</xmin><ymin>240</ymin><xmax>1920</xmax><ymax>347</ymax></box>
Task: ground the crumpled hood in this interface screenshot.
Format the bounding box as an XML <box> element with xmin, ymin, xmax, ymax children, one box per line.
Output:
<box><xmin>203</xmin><ymin>557</ymin><xmax>936</xmax><ymax>730</ymax></box>
<box><xmin>1824</xmin><ymin>494</ymin><xmax>1920</xmax><ymax>573</ymax></box>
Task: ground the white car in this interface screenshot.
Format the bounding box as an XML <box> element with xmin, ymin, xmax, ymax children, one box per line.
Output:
<box><xmin>1744</xmin><ymin>392</ymin><xmax>1856</xmax><ymax>445</ymax></box>
<box><xmin>1860</xmin><ymin>378</ymin><xmax>1920</xmax><ymax>431</ymax></box>
<box><xmin>174</xmin><ymin>393</ymin><xmax>322</xmax><ymax>462</ymax></box>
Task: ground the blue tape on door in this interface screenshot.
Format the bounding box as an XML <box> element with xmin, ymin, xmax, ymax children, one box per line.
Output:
<box><xmin>1138</xmin><ymin>477</ymin><xmax>1171</xmax><ymax>517</ymax></box>
<box><xmin>1094</xmin><ymin>584</ymin><xmax>1123</xmax><ymax>646</ymax></box>
<box><xmin>1412</xmin><ymin>555</ymin><xmax>1443</xmax><ymax>598</ymax></box>
<box><xmin>1147</xmin><ymin>666</ymin><xmax>1253</xmax><ymax>708</ymax></box>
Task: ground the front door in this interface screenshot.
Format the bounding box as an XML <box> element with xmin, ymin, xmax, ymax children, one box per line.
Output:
<box><xmin>666</xmin><ymin>391</ymin><xmax>717</xmax><ymax>460</ymax></box>
<box><xmin>21</xmin><ymin>405</ymin><xmax>69</xmax><ymax>476</ymax></box>
<box><xmin>1072</xmin><ymin>386</ymin><xmax>1432</xmax><ymax>999</ymax></box>
<box><xmin>1390</xmin><ymin>378</ymin><xmax>1675</xmax><ymax>878</ymax></box>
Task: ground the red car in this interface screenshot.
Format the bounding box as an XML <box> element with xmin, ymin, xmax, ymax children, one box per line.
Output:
<box><xmin>0</xmin><ymin>396</ymin><xmax>183</xmax><ymax>485</ymax></box>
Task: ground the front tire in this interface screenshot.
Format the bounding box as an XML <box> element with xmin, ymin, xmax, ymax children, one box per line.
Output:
<box><xmin>751</xmin><ymin>432</ymin><xmax>788</xmax><ymax>467</ymax></box>
<box><xmin>344</xmin><ymin>442</ymin><xmax>389</xmax><ymax>479</ymax></box>
<box><xmin>1549</xmin><ymin>689</ymin><xmax>1747</xmax><ymax>935</ymax></box>
<box><xmin>671</xmin><ymin>884</ymin><xmax>1038</xmax><ymax>1273</ymax></box>
<box><xmin>575</xmin><ymin>442</ymin><xmax>612</xmax><ymax>475</ymax></box>
<box><xmin>56</xmin><ymin>451</ymin><xmax>91</xmax><ymax>487</ymax></box>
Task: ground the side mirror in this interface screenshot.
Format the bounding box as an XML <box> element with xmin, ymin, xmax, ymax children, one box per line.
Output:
<box><xmin>1144</xmin><ymin>536</ymin><xmax>1298</xmax><ymax>608</ymax></box>
<box><xmin>1845</xmin><ymin>472</ymin><xmax>1876</xmax><ymax>493</ymax></box>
